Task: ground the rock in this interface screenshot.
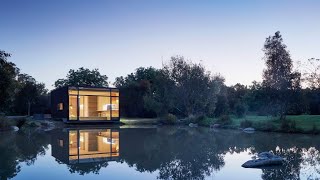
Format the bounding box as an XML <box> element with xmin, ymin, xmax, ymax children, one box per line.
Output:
<box><xmin>189</xmin><ymin>123</ymin><xmax>198</xmax><ymax>127</ymax></box>
<box><xmin>210</xmin><ymin>124</ymin><xmax>220</xmax><ymax>128</ymax></box>
<box><xmin>243</xmin><ymin>127</ymin><xmax>255</xmax><ymax>133</ymax></box>
<box><xmin>242</xmin><ymin>152</ymin><xmax>284</xmax><ymax>168</ymax></box>
<box><xmin>11</xmin><ymin>126</ymin><xmax>19</xmax><ymax>132</ymax></box>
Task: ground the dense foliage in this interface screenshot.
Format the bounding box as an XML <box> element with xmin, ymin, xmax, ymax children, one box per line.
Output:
<box><xmin>0</xmin><ymin>50</ymin><xmax>49</xmax><ymax>115</ymax></box>
<box><xmin>54</xmin><ymin>67</ymin><xmax>109</xmax><ymax>88</ymax></box>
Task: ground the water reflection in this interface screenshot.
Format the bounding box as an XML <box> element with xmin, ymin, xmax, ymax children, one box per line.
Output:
<box><xmin>1</xmin><ymin>127</ymin><xmax>320</xmax><ymax>179</ymax></box>
<box><xmin>51</xmin><ymin>128</ymin><xmax>120</xmax><ymax>175</ymax></box>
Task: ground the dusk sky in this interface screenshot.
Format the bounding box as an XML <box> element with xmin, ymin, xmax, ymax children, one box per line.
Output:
<box><xmin>1</xmin><ymin>0</ymin><xmax>320</xmax><ymax>89</ymax></box>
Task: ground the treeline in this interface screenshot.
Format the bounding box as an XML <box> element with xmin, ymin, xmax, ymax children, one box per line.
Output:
<box><xmin>0</xmin><ymin>51</ymin><xmax>49</xmax><ymax>115</ymax></box>
<box><xmin>1</xmin><ymin>31</ymin><xmax>320</xmax><ymax>119</ymax></box>
<box><xmin>115</xmin><ymin>31</ymin><xmax>320</xmax><ymax>120</ymax></box>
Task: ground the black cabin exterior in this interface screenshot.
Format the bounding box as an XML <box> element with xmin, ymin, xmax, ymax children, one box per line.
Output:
<box><xmin>51</xmin><ymin>86</ymin><xmax>120</xmax><ymax>123</ymax></box>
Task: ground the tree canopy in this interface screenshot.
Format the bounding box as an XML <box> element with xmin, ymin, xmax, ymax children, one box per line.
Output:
<box><xmin>54</xmin><ymin>67</ymin><xmax>109</xmax><ymax>88</ymax></box>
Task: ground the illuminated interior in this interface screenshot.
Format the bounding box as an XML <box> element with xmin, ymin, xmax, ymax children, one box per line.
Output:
<box><xmin>68</xmin><ymin>129</ymin><xmax>120</xmax><ymax>163</ymax></box>
<box><xmin>68</xmin><ymin>88</ymin><xmax>119</xmax><ymax>121</ymax></box>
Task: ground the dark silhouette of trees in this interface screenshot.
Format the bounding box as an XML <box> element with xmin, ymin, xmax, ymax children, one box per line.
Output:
<box><xmin>0</xmin><ymin>50</ymin><xmax>19</xmax><ymax>113</ymax></box>
<box><xmin>262</xmin><ymin>31</ymin><xmax>301</xmax><ymax>119</ymax></box>
<box><xmin>54</xmin><ymin>67</ymin><xmax>109</xmax><ymax>88</ymax></box>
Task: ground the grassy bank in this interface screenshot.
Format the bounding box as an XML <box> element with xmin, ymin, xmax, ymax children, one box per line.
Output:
<box><xmin>197</xmin><ymin>115</ymin><xmax>320</xmax><ymax>134</ymax></box>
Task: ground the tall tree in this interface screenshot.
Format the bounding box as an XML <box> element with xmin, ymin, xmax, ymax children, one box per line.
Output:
<box><xmin>14</xmin><ymin>74</ymin><xmax>48</xmax><ymax>115</ymax></box>
<box><xmin>262</xmin><ymin>31</ymin><xmax>301</xmax><ymax>119</ymax></box>
<box><xmin>0</xmin><ymin>50</ymin><xmax>19</xmax><ymax>113</ymax></box>
<box><xmin>54</xmin><ymin>67</ymin><xmax>109</xmax><ymax>88</ymax></box>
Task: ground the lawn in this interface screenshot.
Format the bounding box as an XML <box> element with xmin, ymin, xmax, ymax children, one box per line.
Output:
<box><xmin>230</xmin><ymin>115</ymin><xmax>320</xmax><ymax>133</ymax></box>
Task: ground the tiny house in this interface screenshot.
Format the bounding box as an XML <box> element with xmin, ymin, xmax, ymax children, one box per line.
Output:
<box><xmin>51</xmin><ymin>86</ymin><xmax>120</xmax><ymax>123</ymax></box>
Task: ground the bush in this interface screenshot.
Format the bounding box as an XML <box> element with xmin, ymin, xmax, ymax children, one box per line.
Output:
<box><xmin>281</xmin><ymin>119</ymin><xmax>297</xmax><ymax>132</ymax></box>
<box><xmin>234</xmin><ymin>102</ymin><xmax>248</xmax><ymax>118</ymax></box>
<box><xmin>240</xmin><ymin>119</ymin><xmax>253</xmax><ymax>128</ymax></box>
<box><xmin>162</xmin><ymin>113</ymin><xmax>177</xmax><ymax>125</ymax></box>
<box><xmin>216</xmin><ymin>115</ymin><xmax>232</xmax><ymax>125</ymax></box>
<box><xmin>0</xmin><ymin>116</ymin><xmax>11</xmax><ymax>129</ymax></box>
<box><xmin>196</xmin><ymin>115</ymin><xmax>214</xmax><ymax>126</ymax></box>
<box><xmin>15</xmin><ymin>118</ymin><xmax>26</xmax><ymax>128</ymax></box>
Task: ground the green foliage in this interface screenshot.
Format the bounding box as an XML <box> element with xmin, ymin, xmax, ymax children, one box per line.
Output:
<box><xmin>196</xmin><ymin>115</ymin><xmax>215</xmax><ymax>126</ymax></box>
<box><xmin>280</xmin><ymin>119</ymin><xmax>297</xmax><ymax>132</ymax></box>
<box><xmin>0</xmin><ymin>50</ymin><xmax>19</xmax><ymax>113</ymax></box>
<box><xmin>0</xmin><ymin>116</ymin><xmax>11</xmax><ymax>129</ymax></box>
<box><xmin>262</xmin><ymin>31</ymin><xmax>301</xmax><ymax>119</ymax></box>
<box><xmin>234</xmin><ymin>102</ymin><xmax>248</xmax><ymax>118</ymax></box>
<box><xmin>161</xmin><ymin>113</ymin><xmax>178</xmax><ymax>125</ymax></box>
<box><xmin>216</xmin><ymin>115</ymin><xmax>232</xmax><ymax>125</ymax></box>
<box><xmin>13</xmin><ymin>74</ymin><xmax>48</xmax><ymax>115</ymax></box>
<box><xmin>240</xmin><ymin>119</ymin><xmax>253</xmax><ymax>128</ymax></box>
<box><xmin>55</xmin><ymin>67</ymin><xmax>108</xmax><ymax>88</ymax></box>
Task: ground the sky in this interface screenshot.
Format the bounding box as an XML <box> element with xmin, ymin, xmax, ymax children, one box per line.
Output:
<box><xmin>1</xmin><ymin>0</ymin><xmax>320</xmax><ymax>89</ymax></box>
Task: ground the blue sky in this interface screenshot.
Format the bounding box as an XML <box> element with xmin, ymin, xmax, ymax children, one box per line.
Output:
<box><xmin>1</xmin><ymin>0</ymin><xmax>320</xmax><ymax>89</ymax></box>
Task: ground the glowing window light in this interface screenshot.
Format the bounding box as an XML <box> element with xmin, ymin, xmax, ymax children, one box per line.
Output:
<box><xmin>103</xmin><ymin>104</ymin><xmax>108</xmax><ymax>111</ymax></box>
<box><xmin>103</xmin><ymin>137</ymin><xmax>115</xmax><ymax>144</ymax></box>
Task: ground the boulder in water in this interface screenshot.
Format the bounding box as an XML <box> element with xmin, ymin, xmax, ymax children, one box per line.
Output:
<box><xmin>242</xmin><ymin>152</ymin><xmax>284</xmax><ymax>168</ymax></box>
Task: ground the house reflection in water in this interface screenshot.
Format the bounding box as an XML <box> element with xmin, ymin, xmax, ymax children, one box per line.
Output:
<box><xmin>51</xmin><ymin>128</ymin><xmax>120</xmax><ymax>164</ymax></box>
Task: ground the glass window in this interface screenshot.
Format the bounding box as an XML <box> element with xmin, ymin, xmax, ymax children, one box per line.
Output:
<box><xmin>111</xmin><ymin>97</ymin><xmax>119</xmax><ymax>118</ymax></box>
<box><xmin>69</xmin><ymin>96</ymin><xmax>78</xmax><ymax>120</ymax></box>
<box><xmin>57</xmin><ymin>103</ymin><xmax>63</xmax><ymax>111</ymax></box>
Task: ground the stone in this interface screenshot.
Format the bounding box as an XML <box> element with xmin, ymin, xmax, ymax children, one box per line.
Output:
<box><xmin>210</xmin><ymin>124</ymin><xmax>220</xmax><ymax>128</ymax></box>
<box><xmin>189</xmin><ymin>123</ymin><xmax>198</xmax><ymax>127</ymax></box>
<box><xmin>11</xmin><ymin>126</ymin><xmax>19</xmax><ymax>132</ymax></box>
<box><xmin>243</xmin><ymin>127</ymin><xmax>255</xmax><ymax>133</ymax></box>
<box><xmin>242</xmin><ymin>152</ymin><xmax>284</xmax><ymax>168</ymax></box>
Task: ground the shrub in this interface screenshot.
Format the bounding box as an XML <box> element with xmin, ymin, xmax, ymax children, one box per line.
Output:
<box><xmin>234</xmin><ymin>102</ymin><xmax>248</xmax><ymax>118</ymax></box>
<box><xmin>240</xmin><ymin>119</ymin><xmax>253</xmax><ymax>128</ymax></box>
<box><xmin>15</xmin><ymin>118</ymin><xmax>26</xmax><ymax>128</ymax></box>
<box><xmin>216</xmin><ymin>115</ymin><xmax>232</xmax><ymax>125</ymax></box>
<box><xmin>162</xmin><ymin>113</ymin><xmax>177</xmax><ymax>125</ymax></box>
<box><xmin>281</xmin><ymin>119</ymin><xmax>296</xmax><ymax>132</ymax></box>
<box><xmin>312</xmin><ymin>123</ymin><xmax>319</xmax><ymax>134</ymax></box>
<box><xmin>0</xmin><ymin>116</ymin><xmax>11</xmax><ymax>129</ymax></box>
<box><xmin>196</xmin><ymin>115</ymin><xmax>214</xmax><ymax>126</ymax></box>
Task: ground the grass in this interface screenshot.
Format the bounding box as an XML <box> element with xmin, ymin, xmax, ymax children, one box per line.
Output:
<box><xmin>201</xmin><ymin>115</ymin><xmax>320</xmax><ymax>134</ymax></box>
<box><xmin>119</xmin><ymin>115</ymin><xmax>320</xmax><ymax>134</ymax></box>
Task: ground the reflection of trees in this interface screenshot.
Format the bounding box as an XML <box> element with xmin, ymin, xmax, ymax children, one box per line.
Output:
<box><xmin>56</xmin><ymin>160</ymin><xmax>109</xmax><ymax>175</ymax></box>
<box><xmin>120</xmin><ymin>127</ymin><xmax>226</xmax><ymax>180</ymax></box>
<box><xmin>0</xmin><ymin>129</ymin><xmax>50</xmax><ymax>180</ymax></box>
<box><xmin>2</xmin><ymin>127</ymin><xmax>320</xmax><ymax>179</ymax></box>
<box><xmin>119</xmin><ymin>128</ymin><xmax>320</xmax><ymax>180</ymax></box>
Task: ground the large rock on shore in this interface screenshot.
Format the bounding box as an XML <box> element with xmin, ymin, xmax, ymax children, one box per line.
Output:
<box><xmin>242</xmin><ymin>152</ymin><xmax>284</xmax><ymax>168</ymax></box>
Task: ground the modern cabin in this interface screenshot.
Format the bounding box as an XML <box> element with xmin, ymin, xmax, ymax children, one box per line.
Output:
<box><xmin>51</xmin><ymin>86</ymin><xmax>120</xmax><ymax>123</ymax></box>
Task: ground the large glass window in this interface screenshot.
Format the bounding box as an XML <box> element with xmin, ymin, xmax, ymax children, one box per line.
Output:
<box><xmin>111</xmin><ymin>97</ymin><xmax>119</xmax><ymax>118</ymax></box>
<box><xmin>69</xmin><ymin>96</ymin><xmax>78</xmax><ymax>120</ymax></box>
<box><xmin>68</xmin><ymin>88</ymin><xmax>119</xmax><ymax>121</ymax></box>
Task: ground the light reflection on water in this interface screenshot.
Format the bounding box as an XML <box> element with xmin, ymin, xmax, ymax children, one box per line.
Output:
<box><xmin>1</xmin><ymin>126</ymin><xmax>320</xmax><ymax>180</ymax></box>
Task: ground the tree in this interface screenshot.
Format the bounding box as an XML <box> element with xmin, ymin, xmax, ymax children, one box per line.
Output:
<box><xmin>13</xmin><ymin>74</ymin><xmax>48</xmax><ymax>115</ymax></box>
<box><xmin>54</xmin><ymin>67</ymin><xmax>108</xmax><ymax>88</ymax></box>
<box><xmin>114</xmin><ymin>67</ymin><xmax>159</xmax><ymax>117</ymax></box>
<box><xmin>299</xmin><ymin>58</ymin><xmax>320</xmax><ymax>89</ymax></box>
<box><xmin>0</xmin><ymin>50</ymin><xmax>19</xmax><ymax>113</ymax></box>
<box><xmin>262</xmin><ymin>31</ymin><xmax>301</xmax><ymax>119</ymax></box>
<box><xmin>164</xmin><ymin>56</ymin><xmax>224</xmax><ymax>117</ymax></box>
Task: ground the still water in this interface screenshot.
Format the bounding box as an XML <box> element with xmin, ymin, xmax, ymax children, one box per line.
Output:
<box><xmin>1</xmin><ymin>126</ymin><xmax>320</xmax><ymax>180</ymax></box>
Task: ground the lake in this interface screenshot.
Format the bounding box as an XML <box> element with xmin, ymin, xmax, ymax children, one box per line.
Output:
<box><xmin>1</xmin><ymin>126</ymin><xmax>320</xmax><ymax>180</ymax></box>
